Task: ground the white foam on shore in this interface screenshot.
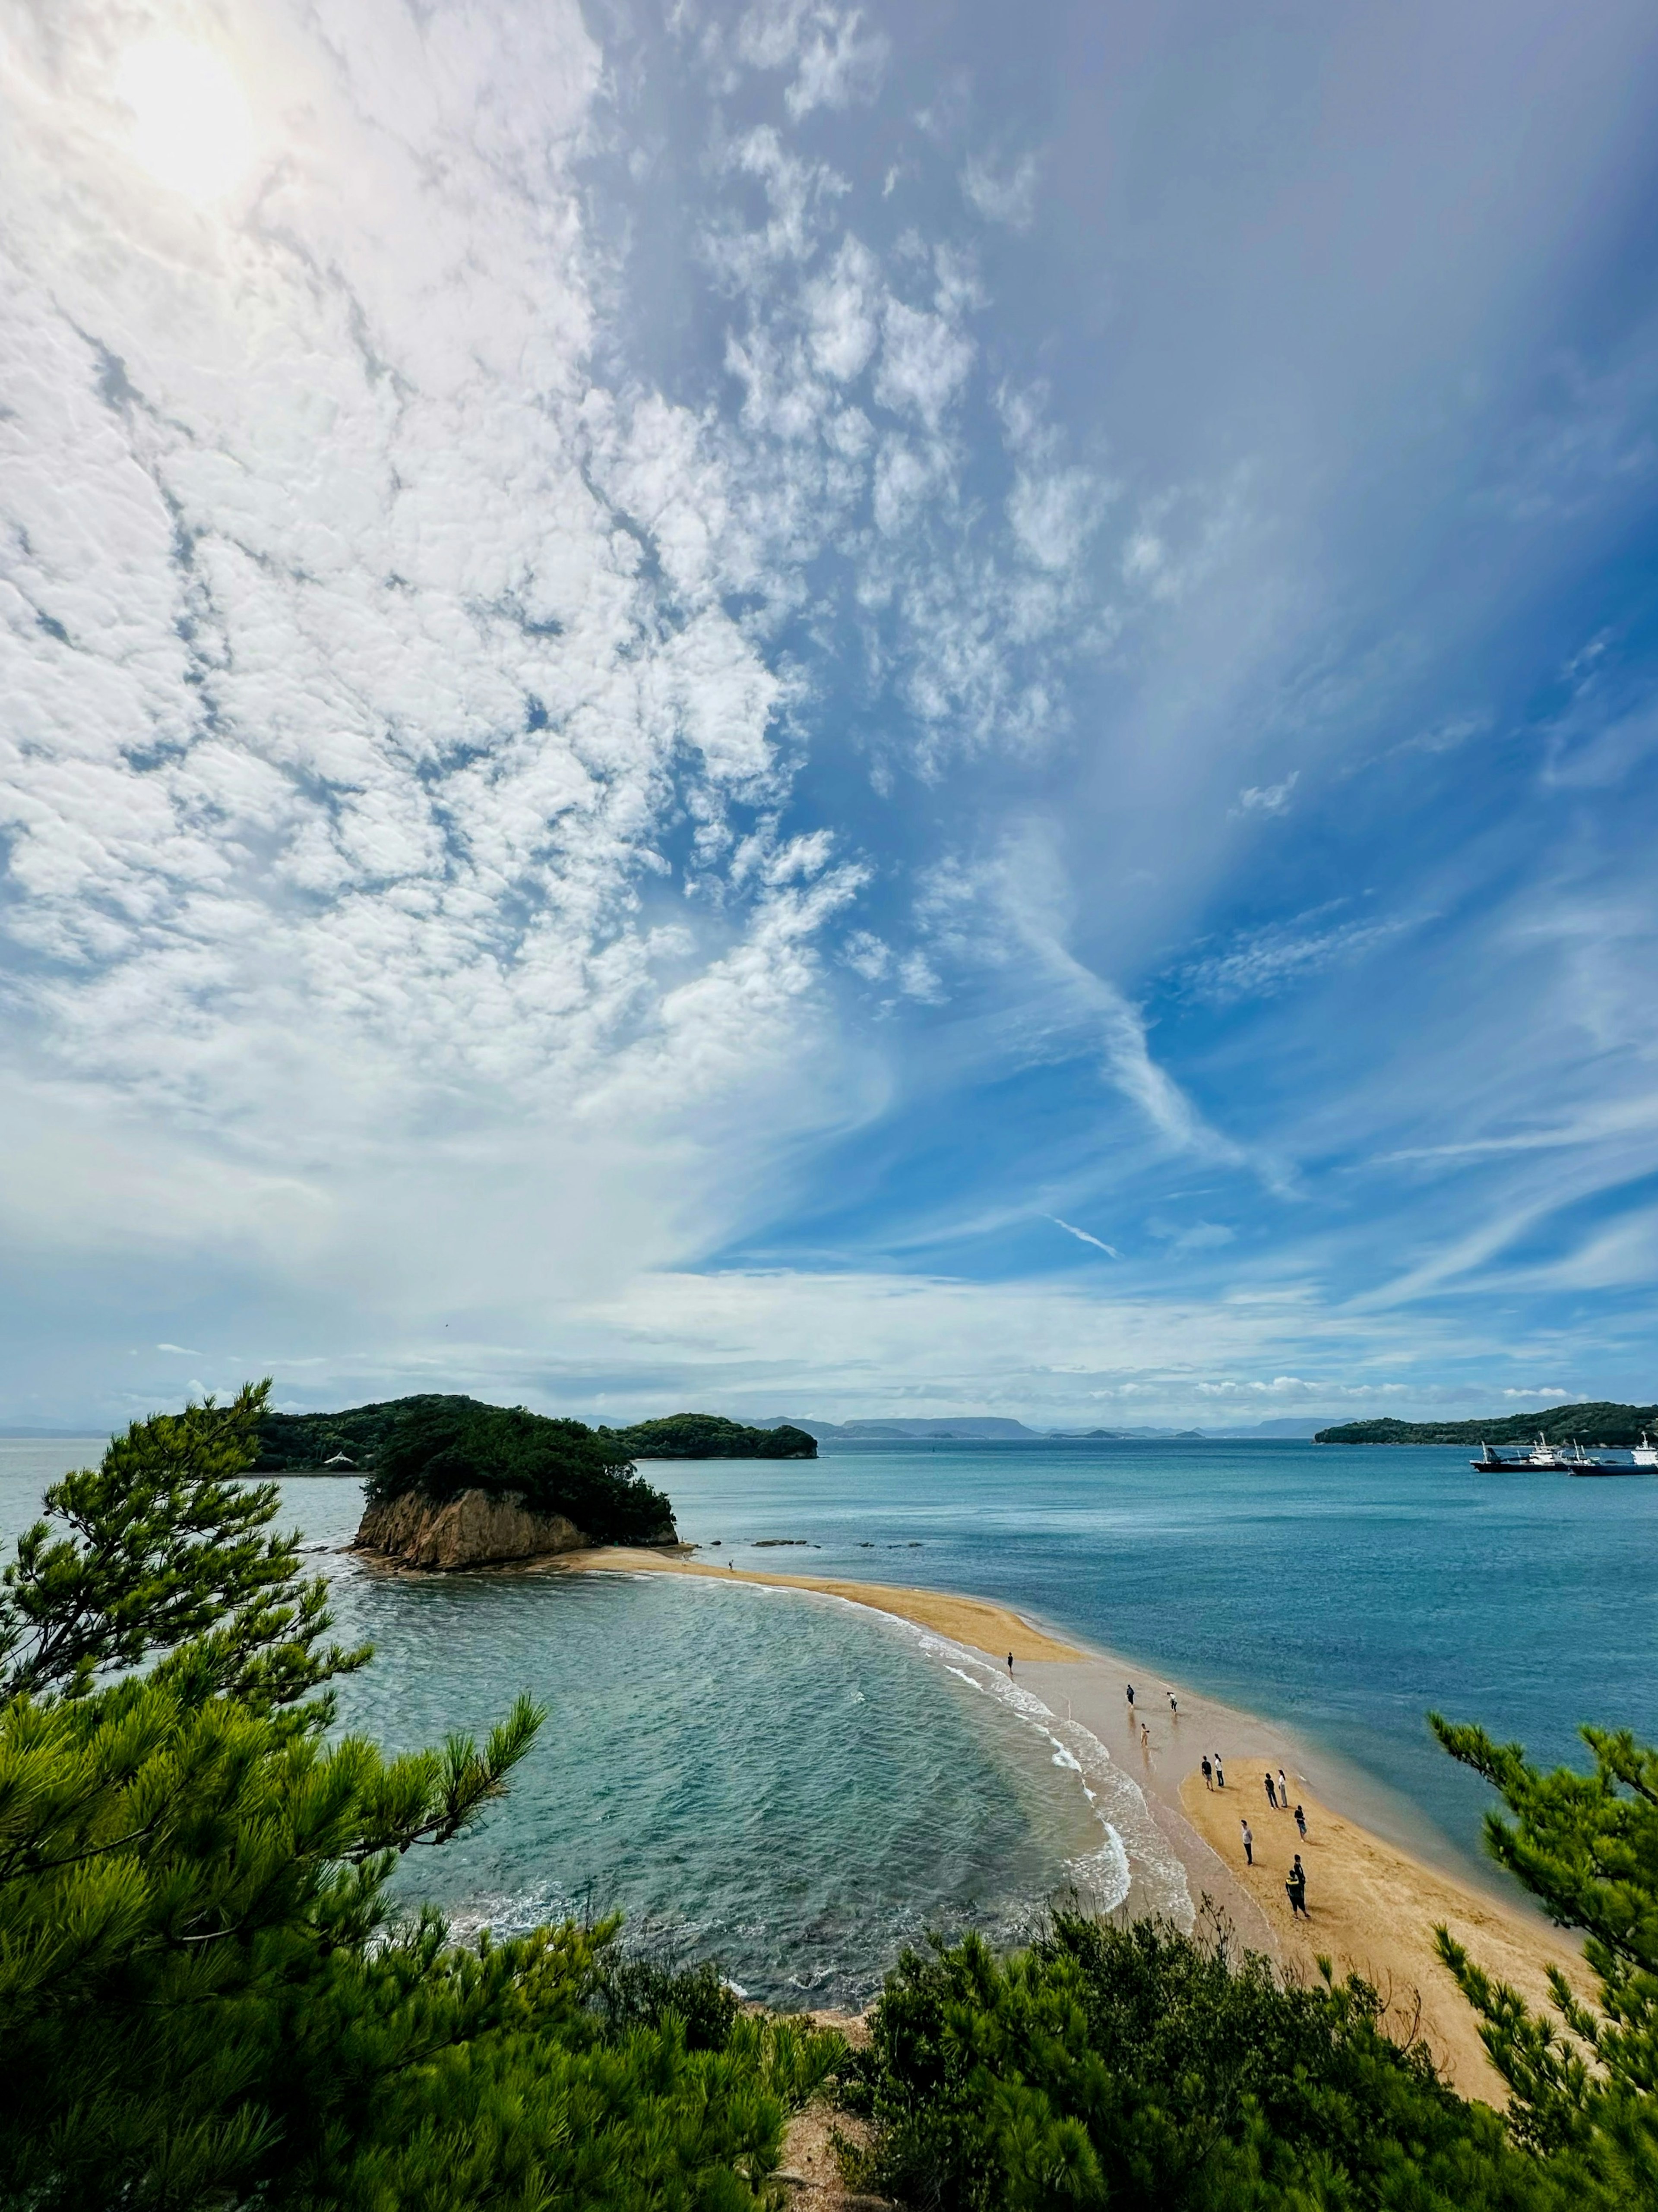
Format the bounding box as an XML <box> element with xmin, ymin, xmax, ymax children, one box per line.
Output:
<box><xmin>618</xmin><ymin>1566</ymin><xmax>1194</xmax><ymax>1931</ymax></box>
<box><xmin>892</xmin><ymin>1621</ymin><xmax>1194</xmax><ymax>1930</ymax></box>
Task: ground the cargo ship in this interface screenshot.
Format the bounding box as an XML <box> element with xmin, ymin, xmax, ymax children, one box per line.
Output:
<box><xmin>1470</xmin><ymin>1435</ymin><xmax>1570</xmax><ymax>1472</ymax></box>
<box><xmin>1566</xmin><ymin>1435</ymin><xmax>1658</xmax><ymax>1476</ymax></box>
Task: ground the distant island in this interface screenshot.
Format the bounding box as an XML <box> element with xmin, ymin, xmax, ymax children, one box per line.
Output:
<box><xmin>1314</xmin><ymin>1401</ymin><xmax>1658</xmax><ymax>1446</ymax></box>
<box><xmin>256</xmin><ymin>1394</ymin><xmax>816</xmax><ymax>1473</ymax></box>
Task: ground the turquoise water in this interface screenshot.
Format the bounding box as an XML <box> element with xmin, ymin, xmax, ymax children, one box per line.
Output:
<box><xmin>663</xmin><ymin>1438</ymin><xmax>1658</xmax><ymax>1863</ymax></box>
<box><xmin>4</xmin><ymin>1433</ymin><xmax>1653</xmax><ymax>2000</ymax></box>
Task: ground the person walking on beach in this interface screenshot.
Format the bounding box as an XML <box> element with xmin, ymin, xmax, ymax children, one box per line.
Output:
<box><xmin>1264</xmin><ymin>1773</ymin><xmax>1278</xmax><ymax>1810</ymax></box>
<box><xmin>1294</xmin><ymin>1802</ymin><xmax>1307</xmax><ymax>1839</ymax></box>
<box><xmin>1007</xmin><ymin>1652</ymin><xmax>1014</xmax><ymax>1675</ymax></box>
<box><xmin>1140</xmin><ymin>1720</ymin><xmax>1150</xmax><ymax>1753</ymax></box>
<box><xmin>1215</xmin><ymin>1757</ymin><xmax>1225</xmax><ymax>1789</ymax></box>
<box><xmin>1287</xmin><ymin>1854</ymin><xmax>1308</xmax><ymax>1917</ymax></box>
<box><xmin>1241</xmin><ymin>1819</ymin><xmax>1253</xmax><ymax>1867</ymax></box>
<box><xmin>1201</xmin><ymin>1755</ymin><xmax>1213</xmax><ymax>1789</ymax></box>
<box><xmin>1168</xmin><ymin>1688</ymin><xmax>1178</xmax><ymax>1716</ymax></box>
<box><xmin>1278</xmin><ymin>1767</ymin><xmax>1289</xmax><ymax>1810</ymax></box>
<box><xmin>1126</xmin><ymin>1683</ymin><xmax>1135</xmax><ymax>1707</ymax></box>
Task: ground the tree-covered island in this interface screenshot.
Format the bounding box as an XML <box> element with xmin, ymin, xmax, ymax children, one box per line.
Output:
<box><xmin>255</xmin><ymin>1393</ymin><xmax>816</xmax><ymax>1476</ymax></box>
<box><xmin>1314</xmin><ymin>1400</ymin><xmax>1658</xmax><ymax>1445</ymax></box>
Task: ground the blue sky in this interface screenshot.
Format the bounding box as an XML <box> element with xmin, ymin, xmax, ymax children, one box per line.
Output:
<box><xmin>3</xmin><ymin>0</ymin><xmax>1657</xmax><ymax>1428</ymax></box>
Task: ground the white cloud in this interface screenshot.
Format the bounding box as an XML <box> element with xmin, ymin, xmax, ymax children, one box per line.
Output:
<box><xmin>1049</xmin><ymin>1216</ymin><xmax>1122</xmax><ymax>1258</ymax></box>
<box><xmin>1008</xmin><ymin>466</ymin><xmax>1107</xmax><ymax>572</ymax></box>
<box><xmin>734</xmin><ymin>1</ymin><xmax>890</xmax><ymax>118</ymax></box>
<box><xmin>873</xmin><ymin>299</ymin><xmax>975</xmax><ymax>430</ymax></box>
<box><xmin>1175</xmin><ymin>904</ymin><xmax>1416</xmax><ymax>1006</ymax></box>
<box><xmin>0</xmin><ymin>0</ymin><xmax>884</xmax><ymax>1308</ymax></box>
<box><xmin>960</xmin><ymin>151</ymin><xmax>1039</xmax><ymax>231</ymax></box>
<box><xmin>1231</xmin><ymin>770</ymin><xmax>1300</xmax><ymax>818</ymax></box>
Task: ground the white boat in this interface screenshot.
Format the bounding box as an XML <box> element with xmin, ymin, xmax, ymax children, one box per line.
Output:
<box><xmin>1470</xmin><ymin>1433</ymin><xmax>1570</xmax><ymax>1472</ymax></box>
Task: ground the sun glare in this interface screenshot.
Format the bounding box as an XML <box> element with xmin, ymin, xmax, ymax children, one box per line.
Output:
<box><xmin>116</xmin><ymin>34</ymin><xmax>255</xmax><ymax>203</ymax></box>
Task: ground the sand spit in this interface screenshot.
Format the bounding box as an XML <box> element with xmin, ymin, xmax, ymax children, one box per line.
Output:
<box><xmin>544</xmin><ymin>1545</ymin><xmax>1082</xmax><ymax>1660</ymax></box>
<box><xmin>551</xmin><ymin>1544</ymin><xmax>1584</xmax><ymax>2099</ymax></box>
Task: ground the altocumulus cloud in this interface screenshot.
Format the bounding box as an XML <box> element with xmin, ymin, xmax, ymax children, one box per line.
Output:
<box><xmin>5</xmin><ymin>0</ymin><xmax>1658</xmax><ymax>1429</ymax></box>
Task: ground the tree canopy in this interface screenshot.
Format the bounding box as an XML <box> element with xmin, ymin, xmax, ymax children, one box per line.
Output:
<box><xmin>364</xmin><ymin>1396</ymin><xmax>676</xmax><ymax>1543</ymax></box>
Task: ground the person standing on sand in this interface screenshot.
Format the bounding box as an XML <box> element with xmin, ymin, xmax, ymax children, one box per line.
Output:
<box><xmin>1140</xmin><ymin>1720</ymin><xmax>1150</xmax><ymax>1752</ymax></box>
<box><xmin>1168</xmin><ymin>1688</ymin><xmax>1178</xmax><ymax>1716</ymax></box>
<box><xmin>1202</xmin><ymin>1756</ymin><xmax>1213</xmax><ymax>1789</ymax></box>
<box><xmin>1294</xmin><ymin>1803</ymin><xmax>1307</xmax><ymax>1839</ymax></box>
<box><xmin>1241</xmin><ymin>1819</ymin><xmax>1253</xmax><ymax>1866</ymax></box>
<box><xmin>1278</xmin><ymin>1767</ymin><xmax>1289</xmax><ymax>1809</ymax></box>
<box><xmin>1264</xmin><ymin>1773</ymin><xmax>1277</xmax><ymax>1810</ymax></box>
<box><xmin>1007</xmin><ymin>1652</ymin><xmax>1014</xmax><ymax>1675</ymax></box>
<box><xmin>1215</xmin><ymin>1757</ymin><xmax>1225</xmax><ymax>1788</ymax></box>
<box><xmin>1287</xmin><ymin>1854</ymin><xmax>1308</xmax><ymax>1916</ymax></box>
<box><xmin>1126</xmin><ymin>1683</ymin><xmax>1135</xmax><ymax>1707</ymax></box>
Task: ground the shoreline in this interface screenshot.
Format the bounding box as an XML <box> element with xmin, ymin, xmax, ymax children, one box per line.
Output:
<box><xmin>547</xmin><ymin>1544</ymin><xmax>1585</xmax><ymax>2097</ymax></box>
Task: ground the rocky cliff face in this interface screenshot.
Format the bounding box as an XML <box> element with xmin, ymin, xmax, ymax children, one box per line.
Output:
<box><xmin>354</xmin><ymin>1488</ymin><xmax>590</xmax><ymax>1570</ymax></box>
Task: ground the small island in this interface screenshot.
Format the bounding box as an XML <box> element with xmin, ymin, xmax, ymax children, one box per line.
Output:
<box><xmin>253</xmin><ymin>1394</ymin><xmax>815</xmax><ymax>1569</ymax></box>
<box><xmin>1314</xmin><ymin>1399</ymin><xmax>1658</xmax><ymax>1446</ymax></box>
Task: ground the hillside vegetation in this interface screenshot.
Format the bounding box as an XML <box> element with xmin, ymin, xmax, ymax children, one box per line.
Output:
<box><xmin>1314</xmin><ymin>1401</ymin><xmax>1658</xmax><ymax>1446</ymax></box>
<box><xmin>257</xmin><ymin>1395</ymin><xmax>813</xmax><ymax>1471</ymax></box>
<box><xmin>601</xmin><ymin>1413</ymin><xmax>816</xmax><ymax>1458</ymax></box>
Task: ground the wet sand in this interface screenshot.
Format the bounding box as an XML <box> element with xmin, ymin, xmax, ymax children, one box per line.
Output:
<box><xmin>547</xmin><ymin>1545</ymin><xmax>1083</xmax><ymax>1659</ymax></box>
<box><xmin>556</xmin><ymin>1544</ymin><xmax>1582</xmax><ymax>2097</ymax></box>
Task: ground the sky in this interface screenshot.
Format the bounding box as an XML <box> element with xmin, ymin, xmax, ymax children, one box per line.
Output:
<box><xmin>3</xmin><ymin>0</ymin><xmax>1658</xmax><ymax>1431</ymax></box>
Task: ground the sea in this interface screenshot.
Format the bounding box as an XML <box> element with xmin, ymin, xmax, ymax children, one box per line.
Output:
<box><xmin>3</xmin><ymin>1433</ymin><xmax>1653</xmax><ymax>2007</ymax></box>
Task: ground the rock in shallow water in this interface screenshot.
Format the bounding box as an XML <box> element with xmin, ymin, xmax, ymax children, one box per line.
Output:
<box><xmin>353</xmin><ymin>1487</ymin><xmax>589</xmax><ymax>1570</ymax></box>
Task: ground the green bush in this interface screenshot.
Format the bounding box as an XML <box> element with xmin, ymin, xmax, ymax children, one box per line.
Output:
<box><xmin>844</xmin><ymin>1912</ymin><xmax>1588</xmax><ymax>2211</ymax></box>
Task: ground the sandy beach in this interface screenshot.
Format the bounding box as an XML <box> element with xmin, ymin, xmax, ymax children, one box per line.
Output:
<box><xmin>555</xmin><ymin>1544</ymin><xmax>1584</xmax><ymax>2098</ymax></box>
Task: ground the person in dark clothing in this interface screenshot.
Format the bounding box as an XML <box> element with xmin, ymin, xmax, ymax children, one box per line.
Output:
<box><xmin>1126</xmin><ymin>1683</ymin><xmax>1135</xmax><ymax>1706</ymax></box>
<box><xmin>1264</xmin><ymin>1773</ymin><xmax>1278</xmax><ymax>1809</ymax></box>
<box><xmin>1294</xmin><ymin>1802</ymin><xmax>1307</xmax><ymax>1839</ymax></box>
<box><xmin>1240</xmin><ymin>1819</ymin><xmax>1253</xmax><ymax>1866</ymax></box>
<box><xmin>1287</xmin><ymin>1853</ymin><xmax>1308</xmax><ymax>1916</ymax></box>
<box><xmin>1201</xmin><ymin>1755</ymin><xmax>1213</xmax><ymax>1789</ymax></box>
<box><xmin>1007</xmin><ymin>1652</ymin><xmax>1014</xmax><ymax>1674</ymax></box>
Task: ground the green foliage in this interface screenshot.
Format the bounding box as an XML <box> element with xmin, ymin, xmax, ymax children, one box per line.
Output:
<box><xmin>0</xmin><ymin>1379</ymin><xmax>363</xmax><ymax>1712</ymax></box>
<box><xmin>592</xmin><ymin>1942</ymin><xmax>745</xmax><ymax>2051</ymax></box>
<box><xmin>0</xmin><ymin>1387</ymin><xmax>838</xmax><ymax>2209</ymax></box>
<box><xmin>1432</xmin><ymin>1715</ymin><xmax>1658</xmax><ymax>2197</ymax></box>
<box><xmin>1314</xmin><ymin>1404</ymin><xmax>1658</xmax><ymax>1446</ymax></box>
<box><xmin>604</xmin><ymin>1414</ymin><xmax>819</xmax><ymax>1460</ymax></box>
<box><xmin>845</xmin><ymin>1912</ymin><xmax>1582</xmax><ymax>2211</ymax></box>
<box><xmin>254</xmin><ymin>1395</ymin><xmax>438</xmax><ymax>1473</ymax></box>
<box><xmin>366</xmin><ymin>1396</ymin><xmax>677</xmax><ymax>1543</ymax></box>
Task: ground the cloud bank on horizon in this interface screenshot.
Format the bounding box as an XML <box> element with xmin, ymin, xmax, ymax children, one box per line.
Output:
<box><xmin>3</xmin><ymin>0</ymin><xmax>1657</xmax><ymax>1428</ymax></box>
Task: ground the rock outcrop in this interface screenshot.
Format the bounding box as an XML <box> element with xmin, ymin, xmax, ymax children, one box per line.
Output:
<box><xmin>353</xmin><ymin>1488</ymin><xmax>590</xmax><ymax>1571</ymax></box>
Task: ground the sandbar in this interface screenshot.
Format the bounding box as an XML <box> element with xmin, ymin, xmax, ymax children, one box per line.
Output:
<box><xmin>546</xmin><ymin>1544</ymin><xmax>1082</xmax><ymax>1659</ymax></box>
<box><xmin>552</xmin><ymin>1543</ymin><xmax>1583</xmax><ymax>2097</ymax></box>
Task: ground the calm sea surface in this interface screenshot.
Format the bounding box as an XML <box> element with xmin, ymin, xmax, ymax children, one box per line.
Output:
<box><xmin>3</xmin><ymin>1434</ymin><xmax>1652</xmax><ymax>2000</ymax></box>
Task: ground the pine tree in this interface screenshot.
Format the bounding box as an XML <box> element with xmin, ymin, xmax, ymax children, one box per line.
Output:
<box><xmin>1433</xmin><ymin>1714</ymin><xmax>1658</xmax><ymax>2199</ymax></box>
<box><xmin>0</xmin><ymin>1387</ymin><xmax>839</xmax><ymax>2209</ymax></box>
